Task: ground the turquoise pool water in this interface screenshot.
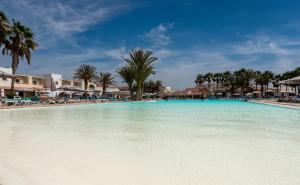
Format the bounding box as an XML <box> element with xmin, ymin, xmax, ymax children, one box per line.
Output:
<box><xmin>0</xmin><ymin>100</ymin><xmax>300</xmax><ymax>185</ymax></box>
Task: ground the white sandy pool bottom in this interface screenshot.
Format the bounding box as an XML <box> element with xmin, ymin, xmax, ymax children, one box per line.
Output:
<box><xmin>0</xmin><ymin>101</ymin><xmax>299</xmax><ymax>185</ymax></box>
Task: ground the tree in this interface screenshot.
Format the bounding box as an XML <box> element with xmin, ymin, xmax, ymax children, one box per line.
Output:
<box><xmin>204</xmin><ymin>72</ymin><xmax>213</xmax><ymax>93</ymax></box>
<box><xmin>212</xmin><ymin>73</ymin><xmax>222</xmax><ymax>92</ymax></box>
<box><xmin>2</xmin><ymin>20</ymin><xmax>37</xmax><ymax>94</ymax></box>
<box><xmin>195</xmin><ymin>74</ymin><xmax>205</xmax><ymax>87</ymax></box>
<box><xmin>144</xmin><ymin>80</ymin><xmax>163</xmax><ymax>94</ymax></box>
<box><xmin>262</xmin><ymin>71</ymin><xmax>274</xmax><ymax>90</ymax></box>
<box><xmin>272</xmin><ymin>74</ymin><xmax>282</xmax><ymax>93</ymax></box>
<box><xmin>221</xmin><ymin>71</ymin><xmax>233</xmax><ymax>93</ymax></box>
<box><xmin>116</xmin><ymin>65</ymin><xmax>135</xmax><ymax>99</ymax></box>
<box><xmin>98</xmin><ymin>72</ymin><xmax>116</xmax><ymax>95</ymax></box>
<box><xmin>74</xmin><ymin>64</ymin><xmax>97</xmax><ymax>90</ymax></box>
<box><xmin>122</xmin><ymin>49</ymin><xmax>158</xmax><ymax>100</ymax></box>
<box><xmin>0</xmin><ymin>11</ymin><xmax>11</xmax><ymax>47</ymax></box>
<box><xmin>234</xmin><ymin>68</ymin><xmax>255</xmax><ymax>95</ymax></box>
<box><xmin>154</xmin><ymin>80</ymin><xmax>163</xmax><ymax>94</ymax></box>
<box><xmin>254</xmin><ymin>71</ymin><xmax>261</xmax><ymax>90</ymax></box>
<box><xmin>255</xmin><ymin>71</ymin><xmax>274</xmax><ymax>96</ymax></box>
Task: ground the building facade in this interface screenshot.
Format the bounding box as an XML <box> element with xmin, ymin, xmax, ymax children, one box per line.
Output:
<box><xmin>0</xmin><ymin>67</ymin><xmax>45</xmax><ymax>97</ymax></box>
<box><xmin>0</xmin><ymin>67</ymin><xmax>103</xmax><ymax>98</ymax></box>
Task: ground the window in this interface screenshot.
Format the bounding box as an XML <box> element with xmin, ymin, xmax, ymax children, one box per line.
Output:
<box><xmin>55</xmin><ymin>81</ymin><xmax>58</xmax><ymax>85</ymax></box>
<box><xmin>33</xmin><ymin>80</ymin><xmax>38</xmax><ymax>85</ymax></box>
<box><xmin>2</xmin><ymin>78</ymin><xmax>7</xmax><ymax>81</ymax></box>
<box><xmin>15</xmin><ymin>79</ymin><xmax>20</xmax><ymax>83</ymax></box>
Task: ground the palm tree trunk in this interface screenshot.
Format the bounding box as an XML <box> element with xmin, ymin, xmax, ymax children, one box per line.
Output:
<box><xmin>129</xmin><ymin>89</ymin><xmax>134</xmax><ymax>100</ymax></box>
<box><xmin>10</xmin><ymin>53</ymin><xmax>19</xmax><ymax>95</ymax></box>
<box><xmin>103</xmin><ymin>85</ymin><xmax>106</xmax><ymax>95</ymax></box>
<box><xmin>139</xmin><ymin>86</ymin><xmax>142</xmax><ymax>100</ymax></box>
<box><xmin>261</xmin><ymin>84</ymin><xmax>264</xmax><ymax>96</ymax></box>
<box><xmin>84</xmin><ymin>79</ymin><xmax>88</xmax><ymax>90</ymax></box>
<box><xmin>136</xmin><ymin>83</ymin><xmax>142</xmax><ymax>101</ymax></box>
<box><xmin>128</xmin><ymin>83</ymin><xmax>134</xmax><ymax>100</ymax></box>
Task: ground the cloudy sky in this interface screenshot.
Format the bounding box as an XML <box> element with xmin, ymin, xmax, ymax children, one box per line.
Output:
<box><xmin>1</xmin><ymin>0</ymin><xmax>300</xmax><ymax>89</ymax></box>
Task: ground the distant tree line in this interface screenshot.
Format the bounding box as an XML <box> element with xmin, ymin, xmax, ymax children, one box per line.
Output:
<box><xmin>74</xmin><ymin>49</ymin><xmax>160</xmax><ymax>100</ymax></box>
<box><xmin>195</xmin><ymin>67</ymin><xmax>300</xmax><ymax>95</ymax></box>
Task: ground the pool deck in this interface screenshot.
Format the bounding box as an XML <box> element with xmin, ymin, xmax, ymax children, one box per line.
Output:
<box><xmin>249</xmin><ymin>99</ymin><xmax>300</xmax><ymax>110</ymax></box>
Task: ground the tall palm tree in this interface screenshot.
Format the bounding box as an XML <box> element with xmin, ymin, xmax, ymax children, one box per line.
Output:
<box><xmin>234</xmin><ymin>68</ymin><xmax>254</xmax><ymax>95</ymax></box>
<box><xmin>0</xmin><ymin>11</ymin><xmax>11</xmax><ymax>47</ymax></box>
<box><xmin>122</xmin><ymin>49</ymin><xmax>158</xmax><ymax>100</ymax></box>
<box><xmin>116</xmin><ymin>65</ymin><xmax>135</xmax><ymax>99</ymax></box>
<box><xmin>254</xmin><ymin>71</ymin><xmax>261</xmax><ymax>90</ymax></box>
<box><xmin>74</xmin><ymin>64</ymin><xmax>97</xmax><ymax>90</ymax></box>
<box><xmin>220</xmin><ymin>71</ymin><xmax>230</xmax><ymax>91</ymax></box>
<box><xmin>262</xmin><ymin>71</ymin><xmax>274</xmax><ymax>90</ymax></box>
<box><xmin>195</xmin><ymin>74</ymin><xmax>205</xmax><ymax>87</ymax></box>
<box><xmin>204</xmin><ymin>72</ymin><xmax>213</xmax><ymax>94</ymax></box>
<box><xmin>2</xmin><ymin>20</ymin><xmax>37</xmax><ymax>94</ymax></box>
<box><xmin>98</xmin><ymin>72</ymin><xmax>116</xmax><ymax>95</ymax></box>
<box><xmin>154</xmin><ymin>80</ymin><xmax>163</xmax><ymax>94</ymax></box>
<box><xmin>272</xmin><ymin>74</ymin><xmax>281</xmax><ymax>93</ymax></box>
<box><xmin>144</xmin><ymin>80</ymin><xmax>155</xmax><ymax>93</ymax></box>
<box><xmin>143</xmin><ymin>80</ymin><xmax>163</xmax><ymax>94</ymax></box>
<box><xmin>212</xmin><ymin>73</ymin><xmax>222</xmax><ymax>92</ymax></box>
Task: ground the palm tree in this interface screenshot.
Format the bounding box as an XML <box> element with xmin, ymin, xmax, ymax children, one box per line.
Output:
<box><xmin>154</xmin><ymin>80</ymin><xmax>163</xmax><ymax>94</ymax></box>
<box><xmin>98</xmin><ymin>72</ymin><xmax>116</xmax><ymax>95</ymax></box>
<box><xmin>272</xmin><ymin>74</ymin><xmax>281</xmax><ymax>93</ymax></box>
<box><xmin>255</xmin><ymin>71</ymin><xmax>274</xmax><ymax>96</ymax></box>
<box><xmin>221</xmin><ymin>71</ymin><xmax>235</xmax><ymax>92</ymax></box>
<box><xmin>234</xmin><ymin>68</ymin><xmax>254</xmax><ymax>95</ymax></box>
<box><xmin>212</xmin><ymin>73</ymin><xmax>222</xmax><ymax>92</ymax></box>
<box><xmin>116</xmin><ymin>65</ymin><xmax>135</xmax><ymax>99</ymax></box>
<box><xmin>144</xmin><ymin>80</ymin><xmax>155</xmax><ymax>93</ymax></box>
<box><xmin>122</xmin><ymin>49</ymin><xmax>158</xmax><ymax>100</ymax></box>
<box><xmin>144</xmin><ymin>80</ymin><xmax>163</xmax><ymax>94</ymax></box>
<box><xmin>254</xmin><ymin>71</ymin><xmax>261</xmax><ymax>90</ymax></box>
<box><xmin>262</xmin><ymin>71</ymin><xmax>274</xmax><ymax>90</ymax></box>
<box><xmin>195</xmin><ymin>74</ymin><xmax>205</xmax><ymax>87</ymax></box>
<box><xmin>2</xmin><ymin>20</ymin><xmax>37</xmax><ymax>94</ymax></box>
<box><xmin>204</xmin><ymin>72</ymin><xmax>213</xmax><ymax>93</ymax></box>
<box><xmin>0</xmin><ymin>11</ymin><xmax>11</xmax><ymax>47</ymax></box>
<box><xmin>74</xmin><ymin>64</ymin><xmax>97</xmax><ymax>90</ymax></box>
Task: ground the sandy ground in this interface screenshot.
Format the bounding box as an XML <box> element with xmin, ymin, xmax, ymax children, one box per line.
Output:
<box><xmin>249</xmin><ymin>99</ymin><xmax>300</xmax><ymax>109</ymax></box>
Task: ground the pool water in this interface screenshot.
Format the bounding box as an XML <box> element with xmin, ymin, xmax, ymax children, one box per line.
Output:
<box><xmin>0</xmin><ymin>100</ymin><xmax>300</xmax><ymax>185</ymax></box>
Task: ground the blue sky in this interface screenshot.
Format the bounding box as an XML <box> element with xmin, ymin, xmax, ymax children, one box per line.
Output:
<box><xmin>1</xmin><ymin>0</ymin><xmax>300</xmax><ymax>89</ymax></box>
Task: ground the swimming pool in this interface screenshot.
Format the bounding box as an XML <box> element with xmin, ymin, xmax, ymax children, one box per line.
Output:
<box><xmin>0</xmin><ymin>100</ymin><xmax>299</xmax><ymax>185</ymax></box>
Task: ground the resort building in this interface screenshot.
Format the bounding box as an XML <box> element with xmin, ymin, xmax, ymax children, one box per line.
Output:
<box><xmin>104</xmin><ymin>85</ymin><xmax>131</xmax><ymax>99</ymax></box>
<box><xmin>0</xmin><ymin>67</ymin><xmax>46</xmax><ymax>97</ymax></box>
<box><xmin>0</xmin><ymin>66</ymin><xmax>130</xmax><ymax>99</ymax></box>
<box><xmin>163</xmin><ymin>87</ymin><xmax>209</xmax><ymax>99</ymax></box>
<box><xmin>42</xmin><ymin>73</ymin><xmax>102</xmax><ymax>98</ymax></box>
<box><xmin>278</xmin><ymin>76</ymin><xmax>300</xmax><ymax>96</ymax></box>
<box><xmin>0</xmin><ymin>67</ymin><xmax>102</xmax><ymax>98</ymax></box>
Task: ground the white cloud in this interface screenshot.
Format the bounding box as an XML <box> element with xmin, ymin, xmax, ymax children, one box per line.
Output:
<box><xmin>143</xmin><ymin>23</ymin><xmax>174</xmax><ymax>47</ymax></box>
<box><xmin>0</xmin><ymin>0</ymin><xmax>137</xmax><ymax>49</ymax></box>
<box><xmin>234</xmin><ymin>35</ymin><xmax>291</xmax><ymax>55</ymax></box>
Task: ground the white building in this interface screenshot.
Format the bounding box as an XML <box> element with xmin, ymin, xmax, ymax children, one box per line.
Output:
<box><xmin>42</xmin><ymin>73</ymin><xmax>102</xmax><ymax>98</ymax></box>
